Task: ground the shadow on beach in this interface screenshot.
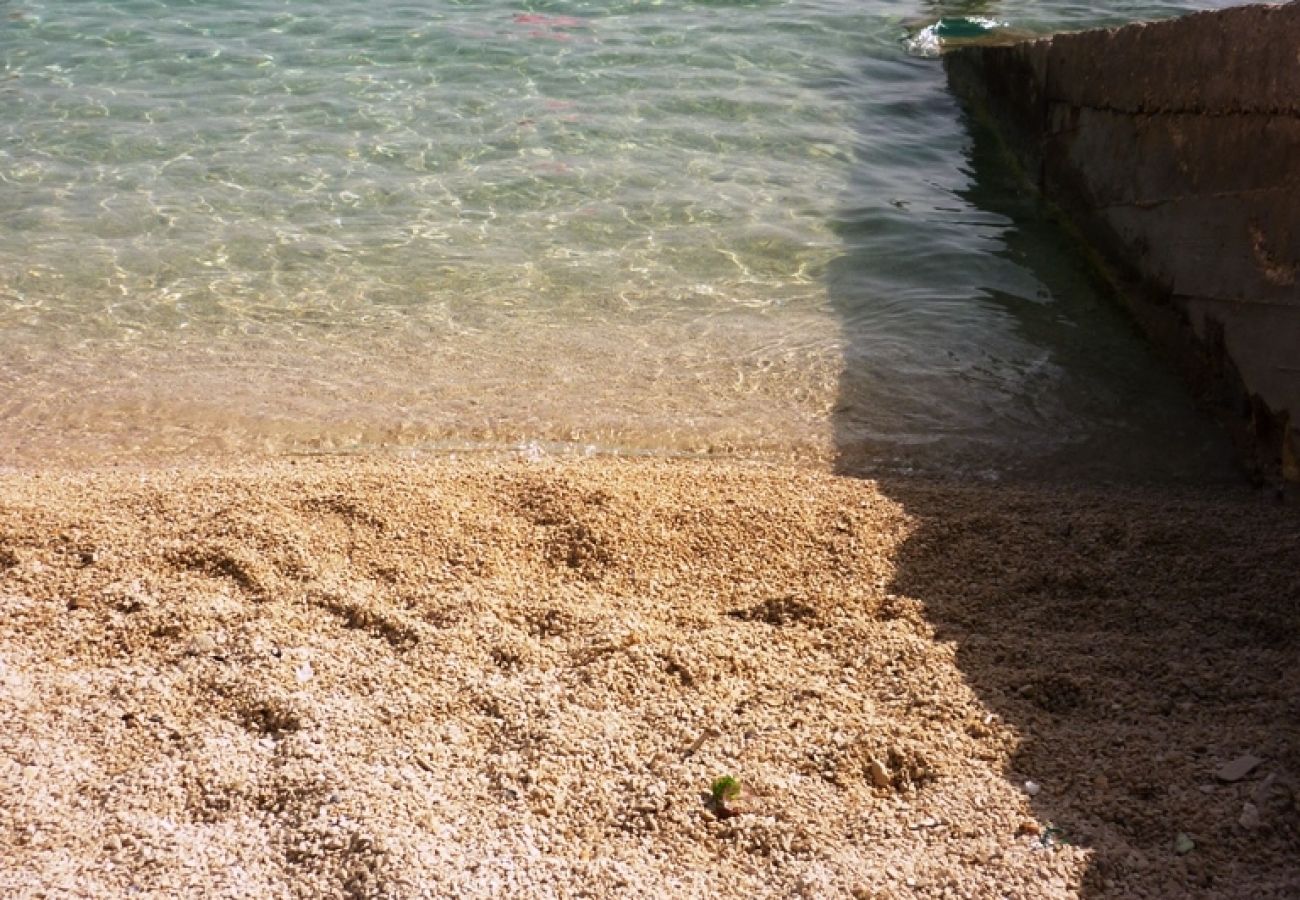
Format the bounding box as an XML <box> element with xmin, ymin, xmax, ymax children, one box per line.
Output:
<box><xmin>826</xmin><ymin>48</ymin><xmax>1300</xmax><ymax>897</ymax></box>
<box><xmin>874</xmin><ymin>477</ymin><xmax>1300</xmax><ymax>896</ymax></box>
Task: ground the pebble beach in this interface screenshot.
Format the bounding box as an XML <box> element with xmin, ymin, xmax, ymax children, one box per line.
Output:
<box><xmin>2</xmin><ymin>455</ymin><xmax>1296</xmax><ymax>898</ymax></box>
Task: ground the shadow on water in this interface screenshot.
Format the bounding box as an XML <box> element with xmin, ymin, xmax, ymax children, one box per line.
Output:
<box><xmin>826</xmin><ymin>49</ymin><xmax>1237</xmax><ymax>487</ymax></box>
<box><xmin>826</xmin><ymin>44</ymin><xmax>1300</xmax><ymax>896</ymax></box>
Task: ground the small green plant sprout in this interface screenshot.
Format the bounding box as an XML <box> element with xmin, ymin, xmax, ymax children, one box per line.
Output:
<box><xmin>711</xmin><ymin>775</ymin><xmax>741</xmax><ymax>803</ymax></box>
<box><xmin>710</xmin><ymin>775</ymin><xmax>742</xmax><ymax>818</ymax></box>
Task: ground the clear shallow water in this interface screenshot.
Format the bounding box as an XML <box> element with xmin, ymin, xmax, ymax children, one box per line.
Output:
<box><xmin>0</xmin><ymin>0</ymin><xmax>1243</xmax><ymax>478</ymax></box>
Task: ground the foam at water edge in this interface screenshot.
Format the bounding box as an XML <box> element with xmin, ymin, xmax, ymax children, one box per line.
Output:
<box><xmin>904</xmin><ymin>18</ymin><xmax>1010</xmax><ymax>58</ymax></box>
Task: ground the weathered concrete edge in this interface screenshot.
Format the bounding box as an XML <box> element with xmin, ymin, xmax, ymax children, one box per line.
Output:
<box><xmin>944</xmin><ymin>2</ymin><xmax>1300</xmax><ymax>485</ymax></box>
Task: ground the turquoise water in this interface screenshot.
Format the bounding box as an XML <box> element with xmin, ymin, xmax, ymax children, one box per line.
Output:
<box><xmin>0</xmin><ymin>0</ymin><xmax>1242</xmax><ymax>477</ymax></box>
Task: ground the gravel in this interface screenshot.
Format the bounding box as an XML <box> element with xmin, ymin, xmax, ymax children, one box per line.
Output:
<box><xmin>0</xmin><ymin>455</ymin><xmax>1296</xmax><ymax>898</ymax></box>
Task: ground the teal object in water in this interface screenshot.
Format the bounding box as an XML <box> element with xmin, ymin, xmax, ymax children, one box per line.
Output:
<box><xmin>937</xmin><ymin>16</ymin><xmax>1003</xmax><ymax>38</ymax></box>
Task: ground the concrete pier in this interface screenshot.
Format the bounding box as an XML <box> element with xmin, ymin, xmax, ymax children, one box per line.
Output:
<box><xmin>945</xmin><ymin>2</ymin><xmax>1300</xmax><ymax>482</ymax></box>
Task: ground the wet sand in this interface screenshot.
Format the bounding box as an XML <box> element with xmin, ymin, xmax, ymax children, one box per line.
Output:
<box><xmin>1</xmin><ymin>455</ymin><xmax>1296</xmax><ymax>898</ymax></box>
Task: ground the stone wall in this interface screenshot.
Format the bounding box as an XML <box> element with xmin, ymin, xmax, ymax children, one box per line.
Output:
<box><xmin>945</xmin><ymin>2</ymin><xmax>1300</xmax><ymax>483</ymax></box>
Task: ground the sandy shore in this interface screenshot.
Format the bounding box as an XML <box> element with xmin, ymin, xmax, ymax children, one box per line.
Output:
<box><xmin>1</xmin><ymin>455</ymin><xmax>1296</xmax><ymax>898</ymax></box>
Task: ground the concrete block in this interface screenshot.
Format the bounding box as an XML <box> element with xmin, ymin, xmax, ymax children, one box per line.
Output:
<box><xmin>945</xmin><ymin>2</ymin><xmax>1300</xmax><ymax>482</ymax></box>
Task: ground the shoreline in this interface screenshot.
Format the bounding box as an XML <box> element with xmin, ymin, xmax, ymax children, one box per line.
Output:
<box><xmin>2</xmin><ymin>455</ymin><xmax>1296</xmax><ymax>897</ymax></box>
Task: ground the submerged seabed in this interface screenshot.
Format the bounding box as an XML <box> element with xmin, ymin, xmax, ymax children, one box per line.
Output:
<box><xmin>0</xmin><ymin>0</ymin><xmax>1243</xmax><ymax>480</ymax></box>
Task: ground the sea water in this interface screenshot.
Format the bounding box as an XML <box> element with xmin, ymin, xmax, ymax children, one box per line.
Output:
<box><xmin>0</xmin><ymin>0</ymin><xmax>1244</xmax><ymax>478</ymax></box>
